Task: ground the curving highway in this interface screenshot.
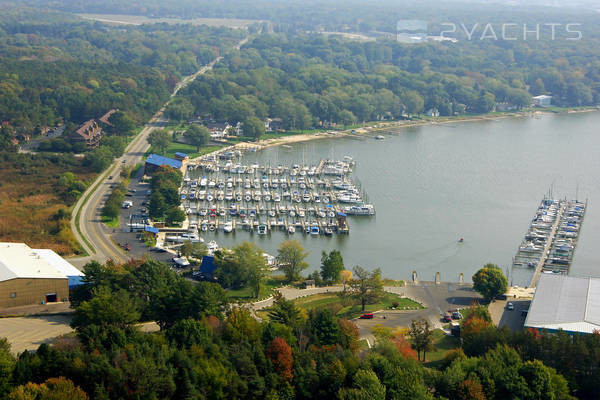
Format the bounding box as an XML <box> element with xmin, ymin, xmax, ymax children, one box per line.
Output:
<box><xmin>69</xmin><ymin>37</ymin><xmax>249</xmax><ymax>268</ymax></box>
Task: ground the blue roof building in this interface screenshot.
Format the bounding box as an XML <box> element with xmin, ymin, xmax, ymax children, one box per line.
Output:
<box><xmin>174</xmin><ymin>152</ymin><xmax>189</xmax><ymax>161</ymax></box>
<box><xmin>145</xmin><ymin>154</ymin><xmax>182</xmax><ymax>174</ymax></box>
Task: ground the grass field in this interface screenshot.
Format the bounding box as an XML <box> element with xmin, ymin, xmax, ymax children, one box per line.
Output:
<box><xmin>423</xmin><ymin>329</ymin><xmax>460</xmax><ymax>367</ymax></box>
<box><xmin>259</xmin><ymin>292</ymin><xmax>423</xmax><ymax>320</ymax></box>
<box><xmin>227</xmin><ymin>275</ymin><xmax>287</xmax><ymax>302</ymax></box>
<box><xmin>0</xmin><ymin>153</ymin><xmax>96</xmax><ymax>255</ymax></box>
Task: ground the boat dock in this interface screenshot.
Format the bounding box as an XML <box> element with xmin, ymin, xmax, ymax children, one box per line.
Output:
<box><xmin>510</xmin><ymin>197</ymin><xmax>587</xmax><ymax>288</ymax></box>
<box><xmin>179</xmin><ymin>156</ymin><xmax>375</xmax><ymax>236</ymax></box>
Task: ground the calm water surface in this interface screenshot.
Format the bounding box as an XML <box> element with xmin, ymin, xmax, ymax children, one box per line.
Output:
<box><xmin>205</xmin><ymin>112</ymin><xmax>600</xmax><ymax>286</ymax></box>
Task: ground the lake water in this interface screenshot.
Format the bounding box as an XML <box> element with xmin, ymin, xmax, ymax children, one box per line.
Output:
<box><xmin>200</xmin><ymin>112</ymin><xmax>600</xmax><ymax>286</ymax></box>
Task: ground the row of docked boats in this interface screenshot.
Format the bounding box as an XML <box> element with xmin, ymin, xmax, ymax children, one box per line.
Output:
<box><xmin>512</xmin><ymin>198</ymin><xmax>586</xmax><ymax>277</ymax></box>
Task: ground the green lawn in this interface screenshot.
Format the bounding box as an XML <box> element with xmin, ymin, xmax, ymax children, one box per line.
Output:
<box><xmin>423</xmin><ymin>329</ymin><xmax>460</xmax><ymax>367</ymax></box>
<box><xmin>227</xmin><ymin>275</ymin><xmax>287</xmax><ymax>302</ymax></box>
<box><xmin>147</xmin><ymin>142</ymin><xmax>224</xmax><ymax>159</ymax></box>
<box><xmin>259</xmin><ymin>291</ymin><xmax>424</xmax><ymax>321</ymax></box>
<box><xmin>101</xmin><ymin>215</ymin><xmax>119</xmax><ymax>228</ymax></box>
<box><xmin>381</xmin><ymin>279</ymin><xmax>405</xmax><ymax>287</ymax></box>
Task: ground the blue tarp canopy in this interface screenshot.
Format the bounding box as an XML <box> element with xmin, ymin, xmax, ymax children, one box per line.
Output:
<box><xmin>145</xmin><ymin>154</ymin><xmax>182</xmax><ymax>169</ymax></box>
<box><xmin>200</xmin><ymin>256</ymin><xmax>216</xmax><ymax>275</ymax></box>
<box><xmin>144</xmin><ymin>226</ymin><xmax>159</xmax><ymax>234</ymax></box>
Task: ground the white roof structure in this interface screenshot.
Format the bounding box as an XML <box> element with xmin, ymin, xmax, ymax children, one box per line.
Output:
<box><xmin>32</xmin><ymin>249</ymin><xmax>83</xmax><ymax>278</ymax></box>
<box><xmin>525</xmin><ymin>274</ymin><xmax>600</xmax><ymax>334</ymax></box>
<box><xmin>0</xmin><ymin>243</ymin><xmax>67</xmax><ymax>282</ymax></box>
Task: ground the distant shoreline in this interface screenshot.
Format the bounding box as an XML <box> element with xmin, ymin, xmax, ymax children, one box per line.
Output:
<box><xmin>224</xmin><ymin>107</ymin><xmax>599</xmax><ymax>153</ymax></box>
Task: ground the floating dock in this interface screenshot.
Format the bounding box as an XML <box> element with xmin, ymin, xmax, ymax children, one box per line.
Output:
<box><xmin>510</xmin><ymin>197</ymin><xmax>587</xmax><ymax>288</ymax></box>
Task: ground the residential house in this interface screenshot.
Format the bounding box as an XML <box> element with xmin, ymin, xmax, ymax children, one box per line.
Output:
<box><xmin>71</xmin><ymin>119</ymin><xmax>103</xmax><ymax>149</ymax></box>
<box><xmin>533</xmin><ymin>95</ymin><xmax>552</xmax><ymax>107</ymax></box>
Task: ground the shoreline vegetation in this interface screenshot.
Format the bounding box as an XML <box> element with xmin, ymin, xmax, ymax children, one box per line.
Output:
<box><xmin>191</xmin><ymin>107</ymin><xmax>599</xmax><ymax>160</ymax></box>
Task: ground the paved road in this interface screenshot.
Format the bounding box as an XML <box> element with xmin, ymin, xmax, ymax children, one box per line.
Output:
<box><xmin>69</xmin><ymin>37</ymin><xmax>249</xmax><ymax>268</ymax></box>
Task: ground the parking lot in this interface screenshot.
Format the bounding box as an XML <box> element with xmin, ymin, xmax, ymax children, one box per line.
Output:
<box><xmin>354</xmin><ymin>282</ymin><xmax>482</xmax><ymax>344</ymax></box>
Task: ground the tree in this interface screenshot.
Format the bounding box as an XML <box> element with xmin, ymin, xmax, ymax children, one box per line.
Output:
<box><xmin>180</xmin><ymin>240</ymin><xmax>207</xmax><ymax>260</ymax></box>
<box><xmin>149</xmin><ymin>191</ymin><xmax>167</xmax><ymax>219</ymax></box>
<box><xmin>472</xmin><ymin>263</ymin><xmax>508</xmax><ymax>302</ymax></box>
<box><xmin>165</xmin><ymin>206</ymin><xmax>186</xmax><ymax>225</ymax></box>
<box><xmin>184</xmin><ymin>124</ymin><xmax>210</xmax><ymax>152</ymax></box>
<box><xmin>242</xmin><ymin>116</ymin><xmax>265</xmax><ymax>140</ymax></box>
<box><xmin>339</xmin><ymin>110</ymin><xmax>357</xmax><ymax>128</ymax></box>
<box><xmin>409</xmin><ymin>318</ymin><xmax>435</xmax><ymax>362</ymax></box>
<box><xmin>8</xmin><ymin>377</ymin><xmax>88</xmax><ymax>400</ymax></box>
<box><xmin>340</xmin><ymin>270</ymin><xmax>353</xmax><ymax>291</ymax></box>
<box><xmin>148</xmin><ymin>129</ymin><xmax>170</xmax><ymax>155</ymax></box>
<box><xmin>403</xmin><ymin>91</ymin><xmax>425</xmax><ymax>116</ymax></box>
<box><xmin>276</xmin><ymin>240</ymin><xmax>309</xmax><ymax>282</ymax></box>
<box><xmin>165</xmin><ymin>97</ymin><xmax>194</xmax><ymax>122</ymax></box>
<box><xmin>530</xmin><ymin>78</ymin><xmax>546</xmax><ymax>96</ymax></box>
<box><xmin>348</xmin><ymin>266</ymin><xmax>383</xmax><ymax>311</ymax></box>
<box><xmin>266</xmin><ymin>337</ymin><xmax>294</xmax><ymax>382</ymax></box>
<box><xmin>0</xmin><ymin>338</ymin><xmax>15</xmax><ymax>398</ymax></box>
<box><xmin>108</xmin><ymin>110</ymin><xmax>136</xmax><ymax>136</ymax></box>
<box><xmin>71</xmin><ymin>286</ymin><xmax>140</xmax><ymax>330</ymax></box>
<box><xmin>268</xmin><ymin>291</ymin><xmax>304</xmax><ymax>329</ymax></box>
<box><xmin>339</xmin><ymin>370</ymin><xmax>386</xmax><ymax>400</ymax></box>
<box><xmin>320</xmin><ymin>250</ymin><xmax>344</xmax><ymax>284</ymax></box>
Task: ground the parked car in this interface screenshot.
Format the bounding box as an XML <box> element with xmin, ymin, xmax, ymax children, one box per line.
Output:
<box><xmin>442</xmin><ymin>313</ymin><xmax>452</xmax><ymax>322</ymax></box>
<box><xmin>507</xmin><ymin>302</ymin><xmax>514</xmax><ymax>310</ymax></box>
<box><xmin>108</xmin><ymin>175</ymin><xmax>113</xmax><ymax>180</ymax></box>
<box><xmin>452</xmin><ymin>311</ymin><xmax>462</xmax><ymax>320</ymax></box>
<box><xmin>359</xmin><ymin>313</ymin><xmax>374</xmax><ymax>319</ymax></box>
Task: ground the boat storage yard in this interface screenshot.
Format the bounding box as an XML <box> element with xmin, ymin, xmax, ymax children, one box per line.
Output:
<box><xmin>510</xmin><ymin>197</ymin><xmax>587</xmax><ymax>287</ymax></box>
<box><xmin>175</xmin><ymin>151</ymin><xmax>375</xmax><ymax>241</ymax></box>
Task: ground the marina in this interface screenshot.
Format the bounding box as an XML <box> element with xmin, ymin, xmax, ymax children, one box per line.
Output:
<box><xmin>510</xmin><ymin>197</ymin><xmax>587</xmax><ymax>288</ymax></box>
<box><xmin>175</xmin><ymin>154</ymin><xmax>374</xmax><ymax>239</ymax></box>
<box><xmin>147</xmin><ymin>112</ymin><xmax>599</xmax><ymax>284</ymax></box>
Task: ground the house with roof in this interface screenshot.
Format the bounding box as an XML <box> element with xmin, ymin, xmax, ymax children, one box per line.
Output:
<box><xmin>525</xmin><ymin>274</ymin><xmax>600</xmax><ymax>334</ymax></box>
<box><xmin>99</xmin><ymin>109</ymin><xmax>118</xmax><ymax>127</ymax></box>
<box><xmin>0</xmin><ymin>243</ymin><xmax>72</xmax><ymax>308</ymax></box>
<box><xmin>533</xmin><ymin>95</ymin><xmax>552</xmax><ymax>107</ymax></box>
<box><xmin>144</xmin><ymin>154</ymin><xmax>183</xmax><ymax>175</ymax></box>
<box><xmin>71</xmin><ymin>119</ymin><xmax>103</xmax><ymax>149</ymax></box>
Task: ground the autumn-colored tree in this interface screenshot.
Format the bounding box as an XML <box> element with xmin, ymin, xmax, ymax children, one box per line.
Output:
<box><xmin>457</xmin><ymin>379</ymin><xmax>486</xmax><ymax>400</ymax></box>
<box><xmin>266</xmin><ymin>337</ymin><xmax>294</xmax><ymax>382</ymax></box>
<box><xmin>8</xmin><ymin>377</ymin><xmax>88</xmax><ymax>400</ymax></box>
<box><xmin>338</xmin><ymin>319</ymin><xmax>360</xmax><ymax>352</ymax></box>
<box><xmin>392</xmin><ymin>335</ymin><xmax>418</xmax><ymax>360</ymax></box>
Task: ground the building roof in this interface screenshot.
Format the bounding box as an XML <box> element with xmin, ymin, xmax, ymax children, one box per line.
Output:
<box><xmin>75</xmin><ymin>119</ymin><xmax>101</xmax><ymax>139</ymax></box>
<box><xmin>145</xmin><ymin>154</ymin><xmax>182</xmax><ymax>169</ymax></box>
<box><xmin>525</xmin><ymin>274</ymin><xmax>600</xmax><ymax>334</ymax></box>
<box><xmin>99</xmin><ymin>109</ymin><xmax>117</xmax><ymax>126</ymax></box>
<box><xmin>533</xmin><ymin>95</ymin><xmax>552</xmax><ymax>100</ymax></box>
<box><xmin>32</xmin><ymin>249</ymin><xmax>83</xmax><ymax>277</ymax></box>
<box><xmin>0</xmin><ymin>243</ymin><xmax>68</xmax><ymax>282</ymax></box>
<box><xmin>174</xmin><ymin>152</ymin><xmax>188</xmax><ymax>159</ymax></box>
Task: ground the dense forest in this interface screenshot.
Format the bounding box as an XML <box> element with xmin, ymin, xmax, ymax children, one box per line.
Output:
<box><xmin>0</xmin><ymin>7</ymin><xmax>244</xmax><ymax>147</ymax></box>
<box><xmin>173</xmin><ymin>31</ymin><xmax>596</xmax><ymax>130</ymax></box>
<box><xmin>2</xmin><ymin>257</ymin><xmax>600</xmax><ymax>399</ymax></box>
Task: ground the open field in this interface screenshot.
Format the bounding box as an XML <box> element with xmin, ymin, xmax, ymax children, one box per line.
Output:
<box><xmin>0</xmin><ymin>153</ymin><xmax>95</xmax><ymax>255</ymax></box>
<box><xmin>77</xmin><ymin>14</ymin><xmax>262</xmax><ymax>28</ymax></box>
<box><xmin>258</xmin><ymin>291</ymin><xmax>423</xmax><ymax>320</ymax></box>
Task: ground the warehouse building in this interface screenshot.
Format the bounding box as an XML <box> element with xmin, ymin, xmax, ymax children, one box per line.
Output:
<box><xmin>525</xmin><ymin>274</ymin><xmax>600</xmax><ymax>334</ymax></box>
<box><xmin>0</xmin><ymin>243</ymin><xmax>74</xmax><ymax>308</ymax></box>
<box><xmin>144</xmin><ymin>153</ymin><xmax>183</xmax><ymax>175</ymax></box>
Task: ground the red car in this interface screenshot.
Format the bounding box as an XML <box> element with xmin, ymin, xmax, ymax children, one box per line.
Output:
<box><xmin>442</xmin><ymin>313</ymin><xmax>452</xmax><ymax>322</ymax></box>
<box><xmin>359</xmin><ymin>313</ymin><xmax>374</xmax><ymax>319</ymax></box>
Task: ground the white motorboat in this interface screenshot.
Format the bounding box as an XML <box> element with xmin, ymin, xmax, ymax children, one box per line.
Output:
<box><xmin>288</xmin><ymin>225</ymin><xmax>295</xmax><ymax>234</ymax></box>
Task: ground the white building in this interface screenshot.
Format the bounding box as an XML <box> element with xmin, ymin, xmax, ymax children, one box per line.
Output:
<box><xmin>525</xmin><ymin>274</ymin><xmax>600</xmax><ymax>334</ymax></box>
<box><xmin>533</xmin><ymin>95</ymin><xmax>552</xmax><ymax>107</ymax></box>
